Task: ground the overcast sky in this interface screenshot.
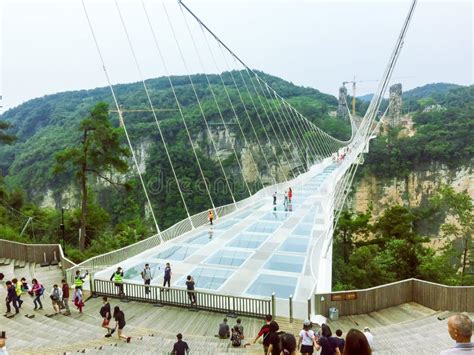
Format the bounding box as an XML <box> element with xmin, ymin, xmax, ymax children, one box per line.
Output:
<box><xmin>1</xmin><ymin>0</ymin><xmax>472</xmax><ymax>111</ymax></box>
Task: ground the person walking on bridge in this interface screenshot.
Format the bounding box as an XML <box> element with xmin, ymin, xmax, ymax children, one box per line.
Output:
<box><xmin>208</xmin><ymin>210</ymin><xmax>214</xmax><ymax>225</ymax></box>
<box><xmin>110</xmin><ymin>267</ymin><xmax>124</xmax><ymax>297</ymax></box>
<box><xmin>288</xmin><ymin>187</ymin><xmax>293</xmax><ymax>204</ymax></box>
<box><xmin>163</xmin><ymin>262</ymin><xmax>172</xmax><ymax>289</ymax></box>
<box><xmin>74</xmin><ymin>270</ymin><xmax>88</xmax><ymax>291</ymax></box>
<box><xmin>141</xmin><ymin>264</ymin><xmax>152</xmax><ymax>295</ymax></box>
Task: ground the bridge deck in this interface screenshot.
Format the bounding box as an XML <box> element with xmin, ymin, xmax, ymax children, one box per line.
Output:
<box><xmin>95</xmin><ymin>160</ymin><xmax>341</xmax><ymax>318</ymax></box>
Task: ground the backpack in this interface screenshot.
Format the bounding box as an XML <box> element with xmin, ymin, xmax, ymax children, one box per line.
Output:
<box><xmin>37</xmin><ymin>285</ymin><xmax>45</xmax><ymax>296</ymax></box>
<box><xmin>231</xmin><ymin>331</ymin><xmax>241</xmax><ymax>347</ymax></box>
<box><xmin>51</xmin><ymin>288</ymin><xmax>60</xmax><ymax>301</ymax></box>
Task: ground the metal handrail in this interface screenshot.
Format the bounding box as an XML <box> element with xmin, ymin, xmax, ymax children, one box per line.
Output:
<box><xmin>93</xmin><ymin>279</ymin><xmax>272</xmax><ymax>318</ymax></box>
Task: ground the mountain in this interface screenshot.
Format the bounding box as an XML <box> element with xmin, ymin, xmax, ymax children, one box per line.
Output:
<box><xmin>357</xmin><ymin>82</ymin><xmax>464</xmax><ymax>103</ymax></box>
<box><xmin>0</xmin><ymin>71</ymin><xmax>349</xmax><ymax>213</ymax></box>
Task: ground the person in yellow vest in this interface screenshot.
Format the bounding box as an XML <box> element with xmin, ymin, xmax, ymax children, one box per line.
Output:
<box><xmin>208</xmin><ymin>210</ymin><xmax>214</xmax><ymax>225</ymax></box>
<box><xmin>110</xmin><ymin>267</ymin><xmax>124</xmax><ymax>297</ymax></box>
<box><xmin>12</xmin><ymin>278</ymin><xmax>23</xmax><ymax>308</ymax></box>
<box><xmin>74</xmin><ymin>270</ymin><xmax>89</xmax><ymax>291</ymax></box>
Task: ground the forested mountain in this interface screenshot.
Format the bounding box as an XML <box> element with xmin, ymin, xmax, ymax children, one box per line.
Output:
<box><xmin>0</xmin><ymin>70</ymin><xmax>350</xmax><ymax>260</ymax></box>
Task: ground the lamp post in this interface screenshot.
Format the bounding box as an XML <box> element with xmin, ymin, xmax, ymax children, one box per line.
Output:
<box><xmin>60</xmin><ymin>207</ymin><xmax>65</xmax><ymax>253</ymax></box>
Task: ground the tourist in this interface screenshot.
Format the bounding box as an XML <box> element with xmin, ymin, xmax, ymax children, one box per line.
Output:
<box><xmin>50</xmin><ymin>284</ymin><xmax>62</xmax><ymax>315</ymax></box>
<box><xmin>110</xmin><ymin>267</ymin><xmax>124</xmax><ymax>297</ymax></box>
<box><xmin>0</xmin><ymin>334</ymin><xmax>7</xmax><ymax>355</ymax></box>
<box><xmin>253</xmin><ymin>314</ymin><xmax>275</xmax><ymax>354</ymax></box>
<box><xmin>172</xmin><ymin>333</ymin><xmax>189</xmax><ymax>355</ymax></box>
<box><xmin>20</xmin><ymin>278</ymin><xmax>29</xmax><ymax>293</ymax></box>
<box><xmin>266</xmin><ymin>321</ymin><xmax>281</xmax><ymax>355</ymax></box>
<box><xmin>315</xmin><ymin>324</ymin><xmax>341</xmax><ymax>355</ymax></box>
<box><xmin>141</xmin><ymin>263</ymin><xmax>152</xmax><ymax>295</ymax></box>
<box><xmin>12</xmin><ymin>278</ymin><xmax>22</xmax><ymax>308</ymax></box>
<box><xmin>440</xmin><ymin>314</ymin><xmax>473</xmax><ymax>354</ymax></box>
<box><xmin>288</xmin><ymin>187</ymin><xmax>293</xmax><ymax>203</ymax></box>
<box><xmin>74</xmin><ymin>269</ymin><xmax>88</xmax><ymax>291</ymax></box>
<box><xmin>231</xmin><ymin>325</ymin><xmax>242</xmax><ymax>347</ymax></box>
<box><xmin>298</xmin><ymin>319</ymin><xmax>317</xmax><ymax>355</ymax></box>
<box><xmin>208</xmin><ymin>209</ymin><xmax>214</xmax><ymax>225</ymax></box>
<box><xmin>185</xmin><ymin>275</ymin><xmax>196</xmax><ymax>307</ymax></box>
<box><xmin>61</xmin><ymin>279</ymin><xmax>71</xmax><ymax>315</ymax></box>
<box><xmin>342</xmin><ymin>329</ymin><xmax>371</xmax><ymax>355</ymax></box>
<box><xmin>73</xmin><ymin>286</ymin><xmax>84</xmax><ymax>313</ymax></box>
<box><xmin>5</xmin><ymin>281</ymin><xmax>19</xmax><ymax>316</ymax></box>
<box><xmin>236</xmin><ymin>318</ymin><xmax>244</xmax><ymax>337</ymax></box>
<box><xmin>363</xmin><ymin>327</ymin><xmax>373</xmax><ymax>349</ymax></box>
<box><xmin>113</xmin><ymin>306</ymin><xmax>131</xmax><ymax>343</ymax></box>
<box><xmin>284</xmin><ymin>191</ymin><xmax>288</xmax><ymax>206</ymax></box>
<box><xmin>101</xmin><ymin>296</ymin><xmax>114</xmax><ymax>337</ymax></box>
<box><xmin>335</xmin><ymin>329</ymin><xmax>345</xmax><ymax>353</ymax></box>
<box><xmin>272</xmin><ymin>192</ymin><xmax>277</xmax><ymax>205</ymax></box>
<box><xmin>217</xmin><ymin>318</ymin><xmax>230</xmax><ymax>338</ymax></box>
<box><xmin>281</xmin><ymin>333</ymin><xmax>297</xmax><ymax>355</ymax></box>
<box><xmin>163</xmin><ymin>262</ymin><xmax>172</xmax><ymax>288</ymax></box>
<box><xmin>30</xmin><ymin>278</ymin><xmax>43</xmax><ymax>310</ymax></box>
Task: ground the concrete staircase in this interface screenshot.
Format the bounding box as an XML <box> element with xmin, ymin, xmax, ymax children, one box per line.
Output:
<box><xmin>1</xmin><ymin>258</ymin><xmax>470</xmax><ymax>354</ymax></box>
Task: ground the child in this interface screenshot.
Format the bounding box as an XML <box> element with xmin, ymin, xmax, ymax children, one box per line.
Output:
<box><xmin>73</xmin><ymin>286</ymin><xmax>84</xmax><ymax>313</ymax></box>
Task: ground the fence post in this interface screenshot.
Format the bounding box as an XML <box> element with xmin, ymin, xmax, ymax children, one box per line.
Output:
<box><xmin>307</xmin><ymin>298</ymin><xmax>311</xmax><ymax>321</ymax></box>
<box><xmin>89</xmin><ymin>273</ymin><xmax>95</xmax><ymax>297</ymax></box>
<box><xmin>289</xmin><ymin>294</ymin><xmax>293</xmax><ymax>323</ymax></box>
<box><xmin>271</xmin><ymin>293</ymin><xmax>276</xmax><ymax>318</ymax></box>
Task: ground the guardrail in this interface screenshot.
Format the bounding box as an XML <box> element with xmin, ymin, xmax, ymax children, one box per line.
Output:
<box><xmin>64</xmin><ymin>160</ymin><xmax>324</xmax><ymax>283</ymax></box>
<box><xmin>92</xmin><ymin>279</ymin><xmax>273</xmax><ymax>318</ymax></box>
<box><xmin>0</xmin><ymin>239</ymin><xmax>76</xmax><ymax>274</ymax></box>
<box><xmin>315</xmin><ymin>278</ymin><xmax>474</xmax><ymax>317</ymax></box>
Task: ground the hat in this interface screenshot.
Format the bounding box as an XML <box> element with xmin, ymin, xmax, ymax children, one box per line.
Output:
<box><xmin>303</xmin><ymin>319</ymin><xmax>311</xmax><ymax>326</ymax></box>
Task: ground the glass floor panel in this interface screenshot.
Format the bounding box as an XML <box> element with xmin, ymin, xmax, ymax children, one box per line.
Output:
<box><xmin>177</xmin><ymin>267</ymin><xmax>234</xmax><ymax>290</ymax></box>
<box><xmin>263</xmin><ymin>254</ymin><xmax>304</xmax><ymax>273</ymax></box>
<box><xmin>214</xmin><ymin>219</ymin><xmax>239</xmax><ymax>230</ymax></box>
<box><xmin>261</xmin><ymin>212</ymin><xmax>291</xmax><ymax>222</ymax></box>
<box><xmin>246</xmin><ymin>274</ymin><xmax>297</xmax><ymax>299</ymax></box>
<box><xmin>227</xmin><ymin>233</ymin><xmax>269</xmax><ymax>249</ymax></box>
<box><xmin>183</xmin><ymin>230</ymin><xmax>219</xmax><ymax>245</ymax></box>
<box><xmin>205</xmin><ymin>249</ymin><xmax>252</xmax><ymax>267</ymax></box>
<box><xmin>153</xmin><ymin>245</ymin><xmax>198</xmax><ymax>261</ymax></box>
<box><xmin>123</xmin><ymin>262</ymin><xmax>162</xmax><ymax>281</ymax></box>
<box><xmin>279</xmin><ymin>237</ymin><xmax>310</xmax><ymax>253</ymax></box>
<box><xmin>293</xmin><ymin>223</ymin><xmax>313</xmax><ymax>237</ymax></box>
<box><xmin>246</xmin><ymin>221</ymin><xmax>281</xmax><ymax>234</ymax></box>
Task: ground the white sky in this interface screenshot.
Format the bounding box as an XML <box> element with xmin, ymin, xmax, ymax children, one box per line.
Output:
<box><xmin>1</xmin><ymin>0</ymin><xmax>472</xmax><ymax>111</ymax></box>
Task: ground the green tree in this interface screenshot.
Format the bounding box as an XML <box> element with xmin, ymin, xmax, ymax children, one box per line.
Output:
<box><xmin>0</xmin><ymin>120</ymin><xmax>16</xmax><ymax>144</ymax></box>
<box><xmin>54</xmin><ymin>103</ymin><xmax>130</xmax><ymax>250</ymax></box>
<box><xmin>431</xmin><ymin>185</ymin><xmax>473</xmax><ymax>285</ymax></box>
<box><xmin>334</xmin><ymin>209</ymin><xmax>372</xmax><ymax>263</ymax></box>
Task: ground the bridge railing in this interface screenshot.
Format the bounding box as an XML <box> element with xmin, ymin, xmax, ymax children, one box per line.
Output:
<box><xmin>92</xmin><ymin>279</ymin><xmax>273</xmax><ymax>318</ymax></box>
<box><xmin>314</xmin><ymin>278</ymin><xmax>474</xmax><ymax>317</ymax></box>
<box><xmin>0</xmin><ymin>239</ymin><xmax>76</xmax><ymax>274</ymax></box>
<box><xmin>64</xmin><ymin>160</ymin><xmax>321</xmax><ymax>283</ymax></box>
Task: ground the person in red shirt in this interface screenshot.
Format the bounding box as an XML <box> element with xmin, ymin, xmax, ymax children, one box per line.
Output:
<box><xmin>253</xmin><ymin>314</ymin><xmax>278</xmax><ymax>354</ymax></box>
<box><xmin>61</xmin><ymin>279</ymin><xmax>71</xmax><ymax>315</ymax></box>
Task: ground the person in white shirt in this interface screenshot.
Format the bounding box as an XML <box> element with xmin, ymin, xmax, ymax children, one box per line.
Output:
<box><xmin>50</xmin><ymin>284</ymin><xmax>63</xmax><ymax>315</ymax></box>
<box><xmin>440</xmin><ymin>314</ymin><xmax>473</xmax><ymax>354</ymax></box>
<box><xmin>0</xmin><ymin>336</ymin><xmax>8</xmax><ymax>355</ymax></box>
<box><xmin>298</xmin><ymin>320</ymin><xmax>317</xmax><ymax>355</ymax></box>
<box><xmin>363</xmin><ymin>327</ymin><xmax>374</xmax><ymax>349</ymax></box>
